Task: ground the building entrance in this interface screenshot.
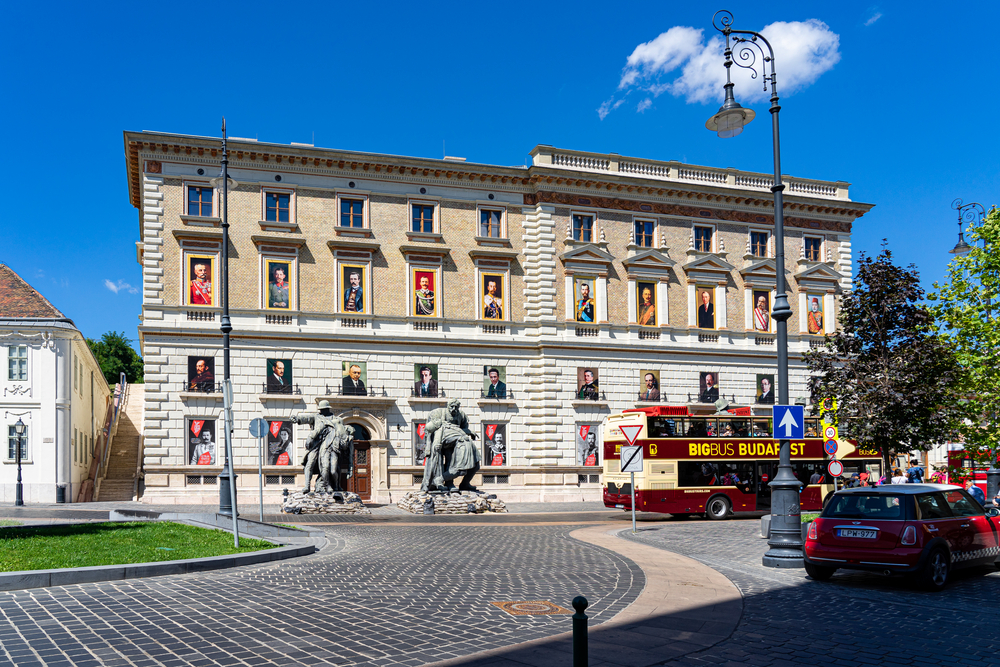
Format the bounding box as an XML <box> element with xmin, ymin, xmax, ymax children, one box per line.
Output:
<box><xmin>342</xmin><ymin>424</ymin><xmax>371</xmax><ymax>499</ymax></box>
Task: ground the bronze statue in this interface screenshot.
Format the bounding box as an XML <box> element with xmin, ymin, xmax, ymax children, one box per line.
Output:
<box><xmin>294</xmin><ymin>400</ymin><xmax>354</xmax><ymax>493</ymax></box>
<box><xmin>421</xmin><ymin>399</ymin><xmax>481</xmax><ymax>493</ymax></box>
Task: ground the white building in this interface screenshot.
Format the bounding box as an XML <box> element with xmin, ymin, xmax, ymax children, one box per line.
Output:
<box><xmin>1</xmin><ymin>264</ymin><xmax>111</xmax><ymax>503</ymax></box>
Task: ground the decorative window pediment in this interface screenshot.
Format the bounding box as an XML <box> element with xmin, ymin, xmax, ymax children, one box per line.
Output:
<box><xmin>622</xmin><ymin>248</ymin><xmax>675</xmax><ymax>280</ymax></box>
<box><xmin>683</xmin><ymin>253</ymin><xmax>735</xmax><ymax>285</ymax></box>
<box><xmin>559</xmin><ymin>244</ymin><xmax>615</xmax><ymax>274</ymax></box>
<box><xmin>739</xmin><ymin>258</ymin><xmax>779</xmax><ymax>289</ymax></box>
<box><xmin>793</xmin><ymin>263</ymin><xmax>844</xmax><ymax>291</ymax></box>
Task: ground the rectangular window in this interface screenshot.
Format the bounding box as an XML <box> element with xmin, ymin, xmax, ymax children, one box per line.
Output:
<box><xmin>8</xmin><ymin>345</ymin><xmax>27</xmax><ymax>381</ymax></box>
<box><xmin>73</xmin><ymin>355</ymin><xmax>78</xmax><ymax>391</ymax></box>
<box><xmin>805</xmin><ymin>237</ymin><xmax>822</xmax><ymax>262</ymax></box>
<box><xmin>187</xmin><ymin>186</ymin><xmax>213</xmax><ymax>216</ymax></box>
<box><xmin>341</xmin><ymin>199</ymin><xmax>364</xmax><ymax>228</ymax></box>
<box><xmin>480</xmin><ymin>210</ymin><xmax>502</xmax><ymax>238</ymax></box>
<box><xmin>7</xmin><ymin>425</ymin><xmax>27</xmax><ymax>460</ymax></box>
<box><xmin>573</xmin><ymin>214</ymin><xmax>594</xmax><ymax>242</ymax></box>
<box><xmin>694</xmin><ymin>226</ymin><xmax>713</xmax><ymax>252</ymax></box>
<box><xmin>73</xmin><ymin>429</ymin><xmax>77</xmax><ymax>463</ymax></box>
<box><xmin>634</xmin><ymin>220</ymin><xmax>654</xmax><ymax>247</ymax></box>
<box><xmin>412</xmin><ymin>204</ymin><xmax>434</xmax><ymax>233</ymax></box>
<box><xmin>265</xmin><ymin>192</ymin><xmax>291</xmax><ymax>222</ymax></box>
<box><xmin>751</xmin><ymin>231</ymin><xmax>768</xmax><ymax>257</ymax></box>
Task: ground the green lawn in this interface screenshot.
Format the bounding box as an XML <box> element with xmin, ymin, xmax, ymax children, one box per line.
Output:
<box><xmin>0</xmin><ymin>521</ymin><xmax>276</xmax><ymax>572</ymax></box>
<box><xmin>801</xmin><ymin>513</ymin><xmax>821</xmax><ymax>523</ymax></box>
<box><xmin>0</xmin><ymin>520</ymin><xmax>22</xmax><ymax>527</ymax></box>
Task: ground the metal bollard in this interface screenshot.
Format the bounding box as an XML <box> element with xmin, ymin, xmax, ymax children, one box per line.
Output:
<box><xmin>572</xmin><ymin>595</ymin><xmax>588</xmax><ymax>667</ymax></box>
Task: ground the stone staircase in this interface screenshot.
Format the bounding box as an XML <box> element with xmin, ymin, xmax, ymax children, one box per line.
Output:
<box><xmin>97</xmin><ymin>384</ymin><xmax>144</xmax><ymax>502</ymax></box>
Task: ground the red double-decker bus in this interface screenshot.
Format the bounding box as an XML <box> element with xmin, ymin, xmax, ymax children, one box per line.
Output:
<box><xmin>602</xmin><ymin>405</ymin><xmax>883</xmax><ymax>519</ymax></box>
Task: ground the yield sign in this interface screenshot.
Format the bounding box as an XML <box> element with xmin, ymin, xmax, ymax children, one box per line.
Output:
<box><xmin>620</xmin><ymin>425</ymin><xmax>643</xmax><ymax>446</ymax></box>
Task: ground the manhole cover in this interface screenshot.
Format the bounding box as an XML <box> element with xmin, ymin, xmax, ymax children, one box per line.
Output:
<box><xmin>490</xmin><ymin>601</ymin><xmax>572</xmax><ymax>616</ymax></box>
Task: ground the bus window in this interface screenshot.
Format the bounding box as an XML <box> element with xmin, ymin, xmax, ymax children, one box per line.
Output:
<box><xmin>679</xmin><ymin>461</ymin><xmax>755</xmax><ymax>488</ymax></box>
<box><xmin>805</xmin><ymin>418</ymin><xmax>819</xmax><ymax>437</ymax></box>
<box><xmin>792</xmin><ymin>461</ymin><xmax>826</xmax><ymax>485</ymax></box>
<box><xmin>752</xmin><ymin>420</ymin><xmax>771</xmax><ymax>437</ymax></box>
<box><xmin>649</xmin><ymin>417</ymin><xmax>679</xmax><ymax>437</ymax></box>
<box><xmin>687</xmin><ymin>419</ymin><xmax>710</xmax><ymax>437</ymax></box>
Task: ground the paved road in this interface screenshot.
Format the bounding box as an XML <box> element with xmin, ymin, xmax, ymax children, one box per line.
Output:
<box><xmin>0</xmin><ymin>524</ymin><xmax>641</xmax><ymax>667</ymax></box>
<box><xmin>626</xmin><ymin>517</ymin><xmax>1000</xmax><ymax>667</ymax></box>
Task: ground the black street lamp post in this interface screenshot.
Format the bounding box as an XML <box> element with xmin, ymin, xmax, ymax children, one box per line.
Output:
<box><xmin>707</xmin><ymin>10</ymin><xmax>801</xmax><ymax>567</ymax></box>
<box><xmin>948</xmin><ymin>199</ymin><xmax>997</xmax><ymax>500</ymax></box>
<box><xmin>216</xmin><ymin>119</ymin><xmax>237</xmax><ymax>517</ymax></box>
<box><xmin>13</xmin><ymin>418</ymin><xmax>25</xmax><ymax>506</ymax></box>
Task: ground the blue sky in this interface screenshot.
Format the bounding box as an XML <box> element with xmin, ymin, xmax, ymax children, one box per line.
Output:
<box><xmin>1</xmin><ymin>1</ymin><xmax>996</xmax><ymax>351</ymax></box>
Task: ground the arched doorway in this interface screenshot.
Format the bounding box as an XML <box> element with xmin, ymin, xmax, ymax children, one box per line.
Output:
<box><xmin>341</xmin><ymin>423</ymin><xmax>371</xmax><ymax>499</ymax></box>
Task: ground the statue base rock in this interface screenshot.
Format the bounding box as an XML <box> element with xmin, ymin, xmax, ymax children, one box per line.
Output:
<box><xmin>397</xmin><ymin>490</ymin><xmax>507</xmax><ymax>515</ymax></box>
<box><xmin>281</xmin><ymin>491</ymin><xmax>371</xmax><ymax>515</ymax></box>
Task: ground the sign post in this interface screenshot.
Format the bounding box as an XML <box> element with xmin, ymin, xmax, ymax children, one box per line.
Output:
<box><xmin>619</xmin><ymin>424</ymin><xmax>644</xmax><ymax>535</ymax></box>
<box><xmin>249</xmin><ymin>418</ymin><xmax>268</xmax><ymax>523</ymax></box>
<box><xmin>222</xmin><ymin>380</ymin><xmax>239</xmax><ymax>547</ymax></box>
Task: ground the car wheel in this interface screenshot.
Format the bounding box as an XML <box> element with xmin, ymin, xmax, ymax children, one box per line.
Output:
<box><xmin>804</xmin><ymin>561</ymin><xmax>836</xmax><ymax>581</ymax></box>
<box><xmin>706</xmin><ymin>496</ymin><xmax>731</xmax><ymax>521</ymax></box>
<box><xmin>918</xmin><ymin>548</ymin><xmax>950</xmax><ymax>591</ymax></box>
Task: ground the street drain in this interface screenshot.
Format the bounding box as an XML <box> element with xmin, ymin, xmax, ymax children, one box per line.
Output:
<box><xmin>490</xmin><ymin>601</ymin><xmax>572</xmax><ymax>616</ymax></box>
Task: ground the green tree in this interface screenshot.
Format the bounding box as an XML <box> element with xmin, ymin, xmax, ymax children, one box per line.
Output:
<box><xmin>929</xmin><ymin>206</ymin><xmax>1000</xmax><ymax>475</ymax></box>
<box><xmin>806</xmin><ymin>246</ymin><xmax>963</xmax><ymax>478</ymax></box>
<box><xmin>86</xmin><ymin>332</ymin><xmax>143</xmax><ymax>385</ymax></box>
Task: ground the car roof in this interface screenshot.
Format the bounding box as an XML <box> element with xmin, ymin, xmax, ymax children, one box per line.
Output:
<box><xmin>834</xmin><ymin>484</ymin><xmax>961</xmax><ymax>496</ymax></box>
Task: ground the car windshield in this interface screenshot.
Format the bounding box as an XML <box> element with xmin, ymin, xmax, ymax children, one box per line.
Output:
<box><xmin>822</xmin><ymin>494</ymin><xmax>905</xmax><ymax>520</ymax></box>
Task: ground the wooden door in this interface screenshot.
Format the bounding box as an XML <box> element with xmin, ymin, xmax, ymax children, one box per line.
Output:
<box><xmin>342</xmin><ymin>424</ymin><xmax>371</xmax><ymax>500</ymax></box>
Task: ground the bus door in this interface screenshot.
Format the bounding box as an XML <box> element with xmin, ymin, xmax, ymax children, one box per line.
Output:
<box><xmin>756</xmin><ymin>461</ymin><xmax>778</xmax><ymax>510</ymax></box>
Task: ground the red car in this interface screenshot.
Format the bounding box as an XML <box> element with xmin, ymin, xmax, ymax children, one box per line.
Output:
<box><xmin>804</xmin><ymin>484</ymin><xmax>1000</xmax><ymax>590</ymax></box>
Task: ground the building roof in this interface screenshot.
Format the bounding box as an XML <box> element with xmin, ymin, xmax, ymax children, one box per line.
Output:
<box><xmin>0</xmin><ymin>264</ymin><xmax>66</xmax><ymax>319</ymax></box>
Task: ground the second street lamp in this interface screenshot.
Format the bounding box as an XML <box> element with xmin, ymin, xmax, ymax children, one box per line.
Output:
<box><xmin>707</xmin><ymin>9</ymin><xmax>801</xmax><ymax>568</ymax></box>
<box><xmin>13</xmin><ymin>418</ymin><xmax>25</xmax><ymax>506</ymax></box>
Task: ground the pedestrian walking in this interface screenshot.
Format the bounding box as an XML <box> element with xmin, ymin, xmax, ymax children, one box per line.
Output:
<box><xmin>891</xmin><ymin>468</ymin><xmax>906</xmax><ymax>484</ymax></box>
<box><xmin>966</xmin><ymin>479</ymin><xmax>986</xmax><ymax>506</ymax></box>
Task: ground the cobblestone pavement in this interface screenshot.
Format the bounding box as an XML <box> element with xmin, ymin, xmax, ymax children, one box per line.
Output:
<box><xmin>625</xmin><ymin>516</ymin><xmax>1000</xmax><ymax>667</ymax></box>
<box><xmin>0</xmin><ymin>524</ymin><xmax>642</xmax><ymax>667</ymax></box>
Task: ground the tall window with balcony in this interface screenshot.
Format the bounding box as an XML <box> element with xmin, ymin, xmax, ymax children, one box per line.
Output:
<box><xmin>634</xmin><ymin>220</ymin><xmax>654</xmax><ymax>247</ymax></box>
<box><xmin>412</xmin><ymin>204</ymin><xmax>435</xmax><ymax>233</ymax></box>
<box><xmin>480</xmin><ymin>210</ymin><xmax>502</xmax><ymax>238</ymax></box>
<box><xmin>266</xmin><ymin>192</ymin><xmax>291</xmax><ymax>222</ymax></box>
<box><xmin>694</xmin><ymin>226</ymin><xmax>714</xmax><ymax>252</ymax></box>
<box><xmin>8</xmin><ymin>345</ymin><xmax>27</xmax><ymax>381</ymax></box>
<box><xmin>187</xmin><ymin>186</ymin><xmax>213</xmax><ymax>216</ymax></box>
<box><xmin>341</xmin><ymin>199</ymin><xmax>364</xmax><ymax>228</ymax></box>
<box><xmin>804</xmin><ymin>237</ymin><xmax>822</xmax><ymax>262</ymax></box>
<box><xmin>573</xmin><ymin>214</ymin><xmax>594</xmax><ymax>242</ymax></box>
<box><xmin>751</xmin><ymin>231</ymin><xmax>769</xmax><ymax>257</ymax></box>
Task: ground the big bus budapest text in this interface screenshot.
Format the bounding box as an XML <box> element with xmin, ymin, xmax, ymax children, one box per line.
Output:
<box><xmin>603</xmin><ymin>406</ymin><xmax>882</xmax><ymax>520</ymax></box>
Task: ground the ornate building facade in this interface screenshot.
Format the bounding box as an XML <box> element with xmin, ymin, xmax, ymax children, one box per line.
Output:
<box><xmin>123</xmin><ymin>132</ymin><xmax>872</xmax><ymax>503</ymax></box>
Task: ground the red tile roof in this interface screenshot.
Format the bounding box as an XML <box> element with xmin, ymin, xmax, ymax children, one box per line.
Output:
<box><xmin>0</xmin><ymin>264</ymin><xmax>66</xmax><ymax>319</ymax></box>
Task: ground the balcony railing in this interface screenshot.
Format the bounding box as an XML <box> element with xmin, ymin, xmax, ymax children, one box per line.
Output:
<box><xmin>480</xmin><ymin>389</ymin><xmax>515</xmax><ymax>400</ymax></box>
<box><xmin>324</xmin><ymin>384</ymin><xmax>387</xmax><ymax>397</ymax></box>
<box><xmin>261</xmin><ymin>383</ymin><xmax>303</xmax><ymax>395</ymax></box>
<box><xmin>184</xmin><ymin>381</ymin><xmax>223</xmax><ymax>394</ymax></box>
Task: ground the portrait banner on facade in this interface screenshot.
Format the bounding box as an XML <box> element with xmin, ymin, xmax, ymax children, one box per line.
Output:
<box><xmin>186</xmin><ymin>254</ymin><xmax>216</xmax><ymax>307</ymax></box>
<box><xmin>577</xmin><ymin>367</ymin><xmax>600</xmax><ymax>401</ymax></box>
<box><xmin>484</xmin><ymin>423</ymin><xmax>507</xmax><ymax>466</ymax></box>
<box><xmin>756</xmin><ymin>374</ymin><xmax>775</xmax><ymax>404</ymax></box>
<box><xmin>574</xmin><ymin>277</ymin><xmax>596</xmax><ymax>323</ymax></box>
<box><xmin>807</xmin><ymin>293</ymin><xmax>825</xmax><ymax>334</ymax></box>
<box><xmin>265</xmin><ymin>259</ymin><xmax>292</xmax><ymax>310</ymax></box>
<box><xmin>636</xmin><ymin>281</ymin><xmax>657</xmax><ymax>326</ymax></box>
<box><xmin>267</xmin><ymin>420</ymin><xmax>293</xmax><ymax>465</ymax></box>
<box><xmin>577</xmin><ymin>423</ymin><xmax>601</xmax><ymax>466</ymax></box>
<box><xmin>638</xmin><ymin>369</ymin><xmax>660</xmax><ymax>401</ymax></box>
<box><xmin>413</xmin><ymin>363</ymin><xmax>439</xmax><ymax>397</ymax></box>
<box><xmin>752</xmin><ymin>290</ymin><xmax>770</xmax><ymax>332</ymax></box>
<box><xmin>482</xmin><ymin>273</ymin><xmax>504</xmax><ymax>320</ymax></box>
<box><xmin>412</xmin><ymin>269</ymin><xmax>437</xmax><ymax>317</ymax></box>
<box><xmin>414</xmin><ymin>422</ymin><xmax>428</xmax><ymax>465</ymax></box>
<box><xmin>341</xmin><ymin>264</ymin><xmax>366</xmax><ymax>314</ymax></box>
<box><xmin>342</xmin><ymin>361</ymin><xmax>368</xmax><ymax>396</ymax></box>
<box><xmin>266</xmin><ymin>358</ymin><xmax>293</xmax><ymax>394</ymax></box>
<box><xmin>187</xmin><ymin>356</ymin><xmax>215</xmax><ymax>393</ymax></box>
<box><xmin>699</xmin><ymin>371</ymin><xmax>720</xmax><ymax>404</ymax></box>
<box><xmin>188</xmin><ymin>418</ymin><xmax>217</xmax><ymax>466</ymax></box>
<box><xmin>696</xmin><ymin>285</ymin><xmax>715</xmax><ymax>329</ymax></box>
<box><xmin>483</xmin><ymin>366</ymin><xmax>507</xmax><ymax>398</ymax></box>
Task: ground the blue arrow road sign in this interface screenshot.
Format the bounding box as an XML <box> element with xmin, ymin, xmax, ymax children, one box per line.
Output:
<box><xmin>773</xmin><ymin>405</ymin><xmax>804</xmax><ymax>440</ymax></box>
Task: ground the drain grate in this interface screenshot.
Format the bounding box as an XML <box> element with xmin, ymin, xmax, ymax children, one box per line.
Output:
<box><xmin>490</xmin><ymin>600</ymin><xmax>572</xmax><ymax>616</ymax></box>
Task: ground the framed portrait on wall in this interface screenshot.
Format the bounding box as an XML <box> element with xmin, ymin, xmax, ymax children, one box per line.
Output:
<box><xmin>807</xmin><ymin>294</ymin><xmax>825</xmax><ymax>334</ymax></box>
<box><xmin>699</xmin><ymin>371</ymin><xmax>720</xmax><ymax>403</ymax></box>
<box><xmin>186</xmin><ymin>254</ymin><xmax>216</xmax><ymax>306</ymax></box>
<box><xmin>574</xmin><ymin>277</ymin><xmax>596</xmax><ymax>323</ymax></box>
<box><xmin>577</xmin><ymin>367</ymin><xmax>599</xmax><ymax>400</ymax></box>
<box><xmin>752</xmin><ymin>290</ymin><xmax>770</xmax><ymax>332</ymax></box>
<box><xmin>696</xmin><ymin>285</ymin><xmax>715</xmax><ymax>329</ymax></box>
<box><xmin>638</xmin><ymin>370</ymin><xmax>660</xmax><ymax>401</ymax></box>
<box><xmin>187</xmin><ymin>356</ymin><xmax>215</xmax><ymax>393</ymax></box>
<box><xmin>187</xmin><ymin>419</ymin><xmax>217</xmax><ymax>466</ymax></box>
<box><xmin>341</xmin><ymin>264</ymin><xmax>366</xmax><ymax>314</ymax></box>
<box><xmin>756</xmin><ymin>374</ymin><xmax>775</xmax><ymax>404</ymax></box>
<box><xmin>636</xmin><ymin>282</ymin><xmax>657</xmax><ymax>326</ymax></box>
<box><xmin>413</xmin><ymin>363</ymin><xmax>439</xmax><ymax>397</ymax></box>
<box><xmin>484</xmin><ymin>423</ymin><xmax>507</xmax><ymax>466</ymax></box>
<box><xmin>266</xmin><ymin>420</ymin><xmax>293</xmax><ymax>465</ymax></box>
<box><xmin>483</xmin><ymin>366</ymin><xmax>507</xmax><ymax>398</ymax></box>
<box><xmin>342</xmin><ymin>361</ymin><xmax>368</xmax><ymax>396</ymax></box>
<box><xmin>266</xmin><ymin>358</ymin><xmax>293</xmax><ymax>394</ymax></box>
<box><xmin>414</xmin><ymin>422</ymin><xmax>428</xmax><ymax>464</ymax></box>
<box><xmin>265</xmin><ymin>259</ymin><xmax>292</xmax><ymax>310</ymax></box>
<box><xmin>577</xmin><ymin>424</ymin><xmax>601</xmax><ymax>466</ymax></box>
<box><xmin>412</xmin><ymin>269</ymin><xmax>437</xmax><ymax>317</ymax></box>
<box><xmin>482</xmin><ymin>273</ymin><xmax>504</xmax><ymax>320</ymax></box>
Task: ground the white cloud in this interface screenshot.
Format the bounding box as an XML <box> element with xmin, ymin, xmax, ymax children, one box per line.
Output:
<box><xmin>105</xmin><ymin>279</ymin><xmax>138</xmax><ymax>295</ymax></box>
<box><xmin>601</xmin><ymin>19</ymin><xmax>841</xmax><ymax>118</ymax></box>
<box><xmin>637</xmin><ymin>98</ymin><xmax>652</xmax><ymax>113</ymax></box>
<box><xmin>864</xmin><ymin>11</ymin><xmax>882</xmax><ymax>26</ymax></box>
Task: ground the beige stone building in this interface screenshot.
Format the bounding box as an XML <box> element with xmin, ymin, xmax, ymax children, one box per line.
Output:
<box><xmin>123</xmin><ymin>131</ymin><xmax>872</xmax><ymax>504</ymax></box>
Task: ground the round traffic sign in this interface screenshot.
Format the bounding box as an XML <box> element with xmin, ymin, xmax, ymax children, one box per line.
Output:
<box><xmin>827</xmin><ymin>459</ymin><xmax>844</xmax><ymax>477</ymax></box>
<box><xmin>824</xmin><ymin>439</ymin><xmax>838</xmax><ymax>456</ymax></box>
<box><xmin>249</xmin><ymin>417</ymin><xmax>268</xmax><ymax>437</ymax></box>
<box><xmin>823</xmin><ymin>425</ymin><xmax>838</xmax><ymax>440</ymax></box>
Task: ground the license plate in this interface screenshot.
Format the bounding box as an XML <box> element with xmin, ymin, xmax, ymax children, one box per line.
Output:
<box><xmin>615</xmin><ymin>504</ymin><xmax>624</xmax><ymax>509</ymax></box>
<box><xmin>837</xmin><ymin>529</ymin><xmax>877</xmax><ymax>539</ymax></box>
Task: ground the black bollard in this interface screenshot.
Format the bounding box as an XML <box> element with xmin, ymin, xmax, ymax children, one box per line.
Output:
<box><xmin>572</xmin><ymin>595</ymin><xmax>588</xmax><ymax>667</ymax></box>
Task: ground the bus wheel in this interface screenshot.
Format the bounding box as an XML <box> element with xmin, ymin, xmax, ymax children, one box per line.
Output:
<box><xmin>706</xmin><ymin>496</ymin><xmax>731</xmax><ymax>520</ymax></box>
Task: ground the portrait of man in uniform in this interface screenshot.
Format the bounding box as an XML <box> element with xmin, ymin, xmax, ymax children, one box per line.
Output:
<box><xmin>342</xmin><ymin>361</ymin><xmax>367</xmax><ymax>396</ymax></box>
<box><xmin>266</xmin><ymin>358</ymin><xmax>293</xmax><ymax>394</ymax></box>
<box><xmin>188</xmin><ymin>419</ymin><xmax>216</xmax><ymax>466</ymax></box>
<box><xmin>342</xmin><ymin>265</ymin><xmax>365</xmax><ymax>313</ymax></box>
<box><xmin>577</xmin><ymin>367</ymin><xmax>599</xmax><ymax>400</ymax></box>
<box><xmin>637</xmin><ymin>282</ymin><xmax>656</xmax><ymax>326</ymax></box>
<box><xmin>187</xmin><ymin>357</ymin><xmax>215</xmax><ymax>393</ymax></box>
<box><xmin>753</xmin><ymin>290</ymin><xmax>770</xmax><ymax>332</ymax></box>
<box><xmin>413</xmin><ymin>364</ymin><xmax>439</xmax><ymax>397</ymax></box>
<box><xmin>577</xmin><ymin>424</ymin><xmax>600</xmax><ymax>466</ymax></box>
<box><xmin>756</xmin><ymin>374</ymin><xmax>775</xmax><ymax>404</ymax></box>
<box><xmin>699</xmin><ymin>372</ymin><xmax>720</xmax><ymax>403</ymax></box>
<box><xmin>482</xmin><ymin>274</ymin><xmax>504</xmax><ymax>320</ymax></box>
<box><xmin>697</xmin><ymin>286</ymin><xmax>715</xmax><ymax>329</ymax></box>
<box><xmin>575</xmin><ymin>279</ymin><xmax>596</xmax><ymax>323</ymax></box>
<box><xmin>484</xmin><ymin>423</ymin><xmax>506</xmax><ymax>466</ymax></box>
<box><xmin>413</xmin><ymin>270</ymin><xmax>436</xmax><ymax>317</ymax></box>
<box><xmin>187</xmin><ymin>256</ymin><xmax>214</xmax><ymax>306</ymax></box>
<box><xmin>266</xmin><ymin>421</ymin><xmax>293</xmax><ymax>465</ymax></box>
<box><xmin>267</xmin><ymin>260</ymin><xmax>291</xmax><ymax>309</ymax></box>
<box><xmin>483</xmin><ymin>366</ymin><xmax>507</xmax><ymax>398</ymax></box>
<box><xmin>807</xmin><ymin>295</ymin><xmax>824</xmax><ymax>334</ymax></box>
